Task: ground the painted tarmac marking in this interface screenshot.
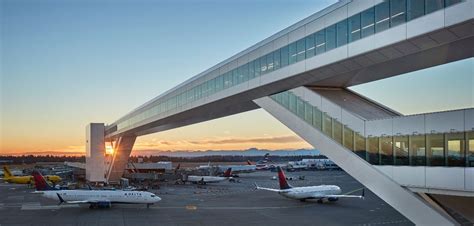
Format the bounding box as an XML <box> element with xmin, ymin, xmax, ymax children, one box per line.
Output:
<box><xmin>21</xmin><ymin>204</ymin><xmax>80</xmax><ymax>210</ymax></box>
<box><xmin>149</xmin><ymin>204</ymin><xmax>312</xmax><ymax>210</ymax></box>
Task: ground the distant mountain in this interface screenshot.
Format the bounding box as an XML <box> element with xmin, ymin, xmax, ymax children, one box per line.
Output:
<box><xmin>135</xmin><ymin>148</ymin><xmax>320</xmax><ymax>157</ymax></box>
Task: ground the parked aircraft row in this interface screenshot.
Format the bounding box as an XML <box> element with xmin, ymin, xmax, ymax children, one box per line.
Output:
<box><xmin>1</xmin><ymin>166</ymin><xmax>62</xmax><ymax>184</ymax></box>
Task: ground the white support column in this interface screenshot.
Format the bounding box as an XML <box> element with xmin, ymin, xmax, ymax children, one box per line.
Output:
<box><xmin>254</xmin><ymin>96</ymin><xmax>458</xmax><ymax>226</ymax></box>
<box><xmin>85</xmin><ymin>123</ymin><xmax>106</xmax><ymax>183</ymax></box>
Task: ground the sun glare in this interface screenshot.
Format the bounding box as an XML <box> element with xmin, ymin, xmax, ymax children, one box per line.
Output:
<box><xmin>105</xmin><ymin>145</ymin><xmax>114</xmax><ymax>155</ymax></box>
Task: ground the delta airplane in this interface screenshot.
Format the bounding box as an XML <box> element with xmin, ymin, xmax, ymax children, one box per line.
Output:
<box><xmin>256</xmin><ymin>166</ymin><xmax>364</xmax><ymax>203</ymax></box>
<box><xmin>2</xmin><ymin>166</ymin><xmax>61</xmax><ymax>184</ymax></box>
<box><xmin>32</xmin><ymin>171</ymin><xmax>161</xmax><ymax>209</ymax></box>
<box><xmin>185</xmin><ymin>168</ymin><xmax>233</xmax><ymax>185</ymax></box>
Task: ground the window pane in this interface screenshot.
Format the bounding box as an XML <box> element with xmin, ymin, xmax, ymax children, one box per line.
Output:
<box><xmin>305</xmin><ymin>34</ymin><xmax>315</xmax><ymax>58</ymax></box>
<box><xmin>348</xmin><ymin>14</ymin><xmax>361</xmax><ymax>42</ymax></box>
<box><xmin>361</xmin><ymin>7</ymin><xmax>375</xmax><ymax>38</ymax></box>
<box><xmin>468</xmin><ymin>132</ymin><xmax>474</xmax><ymax>167</ymax></box>
<box><xmin>208</xmin><ymin>79</ymin><xmax>215</xmax><ymax>95</ymax></box>
<box><xmin>281</xmin><ymin>91</ymin><xmax>289</xmax><ymax>108</ymax></box>
<box><xmin>410</xmin><ymin>135</ymin><xmax>426</xmax><ymax>166</ymax></box>
<box><xmin>407</xmin><ymin>0</ymin><xmax>425</xmax><ymax>21</ymax></box>
<box><xmin>427</xmin><ymin>134</ymin><xmax>445</xmax><ymax>166</ymax></box>
<box><xmin>260</xmin><ymin>56</ymin><xmax>267</xmax><ymax>75</ymax></box>
<box><xmin>391</xmin><ymin>0</ymin><xmax>407</xmax><ymax>27</ymax></box>
<box><xmin>368</xmin><ymin>137</ymin><xmax>380</xmax><ymax>165</ymax></box>
<box><xmin>232</xmin><ymin>69</ymin><xmax>239</xmax><ymax>85</ymax></box>
<box><xmin>312</xmin><ymin>107</ymin><xmax>322</xmax><ymax>130</ymax></box>
<box><xmin>336</xmin><ymin>19</ymin><xmax>348</xmax><ymax>47</ymax></box>
<box><xmin>315</xmin><ymin>30</ymin><xmax>326</xmax><ymax>55</ymax></box>
<box><xmin>242</xmin><ymin>63</ymin><xmax>249</xmax><ymax>82</ymax></box>
<box><xmin>254</xmin><ymin>59</ymin><xmax>260</xmax><ymax>77</ymax></box>
<box><xmin>375</xmin><ymin>0</ymin><xmax>390</xmax><ymax>32</ymax></box>
<box><xmin>380</xmin><ymin>136</ymin><xmax>393</xmax><ymax>165</ymax></box>
<box><xmin>394</xmin><ymin>136</ymin><xmax>409</xmax><ymax>165</ymax></box>
<box><xmin>343</xmin><ymin>126</ymin><xmax>354</xmax><ymax>151</ymax></box>
<box><xmin>248</xmin><ymin>61</ymin><xmax>255</xmax><ymax>80</ymax></box>
<box><xmin>447</xmin><ymin>132</ymin><xmax>465</xmax><ymax>166</ymax></box>
<box><xmin>304</xmin><ymin>102</ymin><xmax>313</xmax><ymax>124</ymax></box>
<box><xmin>355</xmin><ymin>133</ymin><xmax>367</xmax><ymax>161</ymax></box>
<box><xmin>273</xmin><ymin>49</ymin><xmax>281</xmax><ymax>71</ymax></box>
<box><xmin>266</xmin><ymin>53</ymin><xmax>274</xmax><ymax>72</ymax></box>
<box><xmin>296</xmin><ymin>98</ymin><xmax>305</xmax><ymax>119</ymax></box>
<box><xmin>280</xmin><ymin>45</ymin><xmax>289</xmax><ymax>67</ymax></box>
<box><xmin>322</xmin><ymin>113</ymin><xmax>332</xmax><ymax>137</ymax></box>
<box><xmin>289</xmin><ymin>93</ymin><xmax>297</xmax><ymax>113</ymax></box>
<box><xmin>296</xmin><ymin>39</ymin><xmax>305</xmax><ymax>62</ymax></box>
<box><xmin>333</xmin><ymin>120</ymin><xmax>343</xmax><ymax>144</ymax></box>
<box><xmin>289</xmin><ymin>42</ymin><xmax>297</xmax><ymax>64</ymax></box>
<box><xmin>426</xmin><ymin>0</ymin><xmax>444</xmax><ymax>14</ymax></box>
<box><xmin>224</xmin><ymin>72</ymin><xmax>232</xmax><ymax>88</ymax></box>
<box><xmin>325</xmin><ymin>24</ymin><xmax>336</xmax><ymax>51</ymax></box>
<box><xmin>215</xmin><ymin>75</ymin><xmax>223</xmax><ymax>92</ymax></box>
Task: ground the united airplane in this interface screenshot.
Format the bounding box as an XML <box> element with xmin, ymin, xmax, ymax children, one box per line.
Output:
<box><xmin>256</xmin><ymin>166</ymin><xmax>364</xmax><ymax>203</ymax></box>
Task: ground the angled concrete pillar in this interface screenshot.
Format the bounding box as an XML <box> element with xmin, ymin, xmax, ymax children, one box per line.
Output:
<box><xmin>254</xmin><ymin>96</ymin><xmax>457</xmax><ymax>226</ymax></box>
<box><xmin>106</xmin><ymin>135</ymin><xmax>136</xmax><ymax>184</ymax></box>
<box><xmin>85</xmin><ymin>123</ymin><xmax>106</xmax><ymax>183</ymax></box>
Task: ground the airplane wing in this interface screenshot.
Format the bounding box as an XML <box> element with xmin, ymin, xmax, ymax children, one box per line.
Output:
<box><xmin>320</xmin><ymin>189</ymin><xmax>365</xmax><ymax>199</ymax></box>
<box><xmin>254</xmin><ymin>183</ymin><xmax>281</xmax><ymax>192</ymax></box>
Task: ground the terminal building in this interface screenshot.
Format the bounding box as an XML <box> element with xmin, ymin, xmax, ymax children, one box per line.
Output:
<box><xmin>85</xmin><ymin>0</ymin><xmax>473</xmax><ymax>224</ymax></box>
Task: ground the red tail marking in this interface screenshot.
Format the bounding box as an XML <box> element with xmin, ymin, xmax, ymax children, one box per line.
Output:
<box><xmin>32</xmin><ymin>170</ymin><xmax>48</xmax><ymax>190</ymax></box>
<box><xmin>223</xmin><ymin>168</ymin><xmax>232</xmax><ymax>177</ymax></box>
<box><xmin>277</xmin><ymin>166</ymin><xmax>291</xmax><ymax>189</ymax></box>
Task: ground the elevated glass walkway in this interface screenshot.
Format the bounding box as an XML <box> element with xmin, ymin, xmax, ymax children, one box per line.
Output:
<box><xmin>270</xmin><ymin>89</ymin><xmax>473</xmax><ymax>168</ymax></box>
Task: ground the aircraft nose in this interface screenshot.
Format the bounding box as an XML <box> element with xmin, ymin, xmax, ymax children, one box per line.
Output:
<box><xmin>155</xmin><ymin>196</ymin><xmax>161</xmax><ymax>202</ymax></box>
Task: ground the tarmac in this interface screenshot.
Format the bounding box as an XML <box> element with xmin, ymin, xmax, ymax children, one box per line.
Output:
<box><xmin>0</xmin><ymin>170</ymin><xmax>412</xmax><ymax>226</ymax></box>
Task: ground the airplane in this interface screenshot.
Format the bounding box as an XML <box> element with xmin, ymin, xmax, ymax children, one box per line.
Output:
<box><xmin>198</xmin><ymin>160</ymin><xmax>256</xmax><ymax>174</ymax></box>
<box><xmin>31</xmin><ymin>170</ymin><xmax>161</xmax><ymax>209</ymax></box>
<box><xmin>2</xmin><ymin>166</ymin><xmax>62</xmax><ymax>185</ymax></box>
<box><xmin>255</xmin><ymin>166</ymin><xmax>364</xmax><ymax>203</ymax></box>
<box><xmin>184</xmin><ymin>168</ymin><xmax>233</xmax><ymax>185</ymax></box>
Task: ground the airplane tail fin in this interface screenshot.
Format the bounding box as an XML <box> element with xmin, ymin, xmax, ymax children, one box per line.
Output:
<box><xmin>277</xmin><ymin>166</ymin><xmax>292</xmax><ymax>189</ymax></box>
<box><xmin>3</xmin><ymin>166</ymin><xmax>13</xmax><ymax>178</ymax></box>
<box><xmin>247</xmin><ymin>160</ymin><xmax>253</xmax><ymax>165</ymax></box>
<box><xmin>174</xmin><ymin>163</ymin><xmax>181</xmax><ymax>174</ymax></box>
<box><xmin>32</xmin><ymin>170</ymin><xmax>56</xmax><ymax>191</ymax></box>
<box><xmin>223</xmin><ymin>168</ymin><xmax>232</xmax><ymax>177</ymax></box>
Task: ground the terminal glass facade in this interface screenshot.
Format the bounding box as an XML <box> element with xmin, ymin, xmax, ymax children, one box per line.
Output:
<box><xmin>116</xmin><ymin>0</ymin><xmax>463</xmax><ymax>132</ymax></box>
<box><xmin>271</xmin><ymin>90</ymin><xmax>473</xmax><ymax>167</ymax></box>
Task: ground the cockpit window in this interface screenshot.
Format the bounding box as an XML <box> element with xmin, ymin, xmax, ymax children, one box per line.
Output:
<box><xmin>151</xmin><ymin>195</ymin><xmax>156</xmax><ymax>197</ymax></box>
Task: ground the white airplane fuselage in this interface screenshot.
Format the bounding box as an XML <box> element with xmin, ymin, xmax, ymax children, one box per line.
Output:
<box><xmin>41</xmin><ymin>190</ymin><xmax>161</xmax><ymax>204</ymax></box>
<box><xmin>187</xmin><ymin>176</ymin><xmax>227</xmax><ymax>183</ymax></box>
<box><xmin>279</xmin><ymin>185</ymin><xmax>342</xmax><ymax>200</ymax></box>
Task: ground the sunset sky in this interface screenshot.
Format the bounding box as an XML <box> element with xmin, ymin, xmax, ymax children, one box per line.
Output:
<box><xmin>1</xmin><ymin>0</ymin><xmax>473</xmax><ymax>156</ymax></box>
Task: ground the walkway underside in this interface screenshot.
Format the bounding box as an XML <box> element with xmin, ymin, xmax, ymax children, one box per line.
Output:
<box><xmin>254</xmin><ymin>86</ymin><xmax>474</xmax><ymax>225</ymax></box>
